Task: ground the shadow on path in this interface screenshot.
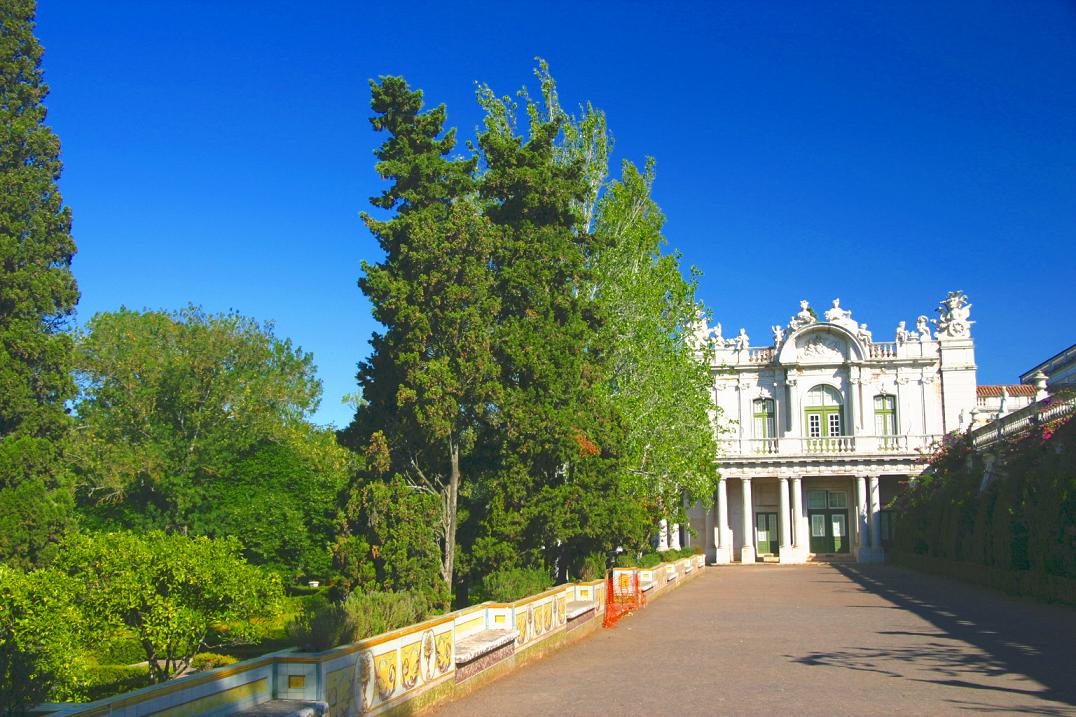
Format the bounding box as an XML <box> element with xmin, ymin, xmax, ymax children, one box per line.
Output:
<box><xmin>793</xmin><ymin>563</ymin><xmax>1076</xmax><ymax>712</ymax></box>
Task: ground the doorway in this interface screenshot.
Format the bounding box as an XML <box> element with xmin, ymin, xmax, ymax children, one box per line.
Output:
<box><xmin>755</xmin><ymin>512</ymin><xmax>779</xmax><ymax>556</ymax></box>
<box><xmin>807</xmin><ymin>490</ymin><xmax>849</xmax><ymax>554</ymax></box>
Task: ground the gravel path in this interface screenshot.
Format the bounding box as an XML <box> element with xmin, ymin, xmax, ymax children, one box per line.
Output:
<box><xmin>429</xmin><ymin>563</ymin><xmax>1076</xmax><ymax>716</ymax></box>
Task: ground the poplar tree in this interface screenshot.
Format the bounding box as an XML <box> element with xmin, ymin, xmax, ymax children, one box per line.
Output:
<box><xmin>347</xmin><ymin>77</ymin><xmax>499</xmax><ymax>603</ymax></box>
<box><xmin>0</xmin><ymin>0</ymin><xmax>79</xmax><ymax>568</ymax></box>
<box><xmin>592</xmin><ymin>159</ymin><xmax>720</xmax><ymax>525</ymax></box>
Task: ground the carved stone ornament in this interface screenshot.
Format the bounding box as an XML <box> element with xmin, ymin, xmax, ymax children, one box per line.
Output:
<box><xmin>788</xmin><ymin>299</ymin><xmax>816</xmax><ymax>331</ymax></box>
<box><xmin>714</xmin><ymin>381</ymin><xmax>734</xmax><ymax>392</ymax></box>
<box><xmin>896</xmin><ymin>376</ymin><xmax>910</xmax><ymax>385</ymax></box>
<box><xmin>933</xmin><ymin>290</ymin><xmax>974</xmax><ymax>339</ymax></box>
<box><xmin>797</xmin><ymin>334</ymin><xmax>845</xmax><ymax>362</ymax></box>
<box><xmin>738</xmin><ymin>380</ymin><xmax>753</xmax><ymax>390</ymax></box>
<box><xmin>823</xmin><ymin>298</ymin><xmax>859</xmax><ymax>332</ymax></box>
<box><xmin>757</xmin><ymin>387</ymin><xmax>772</xmax><ymax>399</ymax></box>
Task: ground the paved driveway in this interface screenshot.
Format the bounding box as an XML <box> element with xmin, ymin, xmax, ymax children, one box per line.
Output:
<box><xmin>429</xmin><ymin>564</ymin><xmax>1076</xmax><ymax>716</ymax></box>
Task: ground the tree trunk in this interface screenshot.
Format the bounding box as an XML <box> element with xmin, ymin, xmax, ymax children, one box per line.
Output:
<box><xmin>445</xmin><ymin>437</ymin><xmax>460</xmax><ymax>607</ymax></box>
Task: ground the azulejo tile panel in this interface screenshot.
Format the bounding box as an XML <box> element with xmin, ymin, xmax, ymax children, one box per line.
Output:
<box><xmin>400</xmin><ymin>641</ymin><xmax>422</xmax><ymax>690</ymax></box>
<box><xmin>374</xmin><ymin>650</ymin><xmax>397</xmax><ymax>702</ymax></box>
<box><xmin>435</xmin><ymin>631</ymin><xmax>453</xmax><ymax>673</ymax></box>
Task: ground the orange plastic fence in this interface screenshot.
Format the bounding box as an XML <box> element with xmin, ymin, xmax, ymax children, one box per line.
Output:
<box><xmin>603</xmin><ymin>569</ymin><xmax>645</xmax><ymax>627</ymax></box>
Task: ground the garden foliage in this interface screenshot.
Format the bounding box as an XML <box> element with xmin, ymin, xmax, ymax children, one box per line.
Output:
<box><xmin>892</xmin><ymin>410</ymin><xmax>1075</xmax><ymax>580</ymax></box>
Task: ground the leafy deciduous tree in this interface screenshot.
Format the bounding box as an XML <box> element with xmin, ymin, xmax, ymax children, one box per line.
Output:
<box><xmin>0</xmin><ymin>565</ymin><xmax>93</xmax><ymax>712</ymax></box>
<box><xmin>54</xmin><ymin>531</ymin><xmax>283</xmax><ymax>683</ymax></box>
<box><xmin>70</xmin><ymin>307</ymin><xmax>348</xmax><ymax>578</ymax></box>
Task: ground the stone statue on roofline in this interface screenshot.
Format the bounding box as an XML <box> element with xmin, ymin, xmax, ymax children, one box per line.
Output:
<box><xmin>771</xmin><ymin>324</ymin><xmax>785</xmax><ymax>347</ymax></box>
<box><xmin>734</xmin><ymin>328</ymin><xmax>750</xmax><ymax>350</ymax></box>
<box><xmin>857</xmin><ymin>323</ymin><xmax>873</xmax><ymax>345</ymax></box>
<box><xmin>895</xmin><ymin>320</ymin><xmax>909</xmax><ymax>345</ymax></box>
<box><xmin>788</xmin><ymin>299</ymin><xmax>816</xmax><ymax>331</ymax></box>
<box><xmin>824</xmin><ymin>298</ymin><xmax>859</xmax><ymax>332</ymax></box>
<box><xmin>686</xmin><ymin>311</ymin><xmax>711</xmax><ymax>353</ymax></box>
<box><xmin>933</xmin><ymin>290</ymin><xmax>974</xmax><ymax>339</ymax></box>
<box><xmin>916</xmin><ymin>315</ymin><xmax>931</xmax><ymax>341</ymax></box>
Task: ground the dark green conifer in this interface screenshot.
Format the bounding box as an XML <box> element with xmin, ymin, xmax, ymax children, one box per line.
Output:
<box><xmin>0</xmin><ymin>0</ymin><xmax>79</xmax><ymax>568</ymax></box>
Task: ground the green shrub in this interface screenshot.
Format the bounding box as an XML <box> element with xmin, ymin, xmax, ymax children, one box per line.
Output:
<box><xmin>286</xmin><ymin>600</ymin><xmax>354</xmax><ymax>652</ymax></box>
<box><xmin>287</xmin><ymin>590</ymin><xmax>435</xmax><ymax>651</ymax></box>
<box><xmin>574</xmin><ymin>552</ymin><xmax>608</xmax><ymax>581</ymax></box>
<box><xmin>344</xmin><ymin>590</ymin><xmax>434</xmax><ymax>641</ymax></box>
<box><xmin>638</xmin><ymin>552</ymin><xmax>664</xmax><ymax>568</ymax></box>
<box><xmin>83</xmin><ymin>664</ymin><xmax>151</xmax><ymax>701</ymax></box>
<box><xmin>100</xmin><ymin>634</ymin><xmax>145</xmax><ymax>666</ymax></box>
<box><xmin>191</xmin><ymin>652</ymin><xmax>239</xmax><ymax>671</ymax></box>
<box><xmin>473</xmin><ymin>567</ymin><xmax>554</xmax><ymax>603</ymax></box>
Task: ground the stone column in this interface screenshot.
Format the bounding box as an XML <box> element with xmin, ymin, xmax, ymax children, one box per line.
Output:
<box><xmin>856</xmin><ymin>475</ymin><xmax>869</xmax><ymax>552</ymax></box>
<box><xmin>869</xmin><ymin>476</ymin><xmax>882</xmax><ymax>551</ymax></box>
<box><xmin>847</xmin><ymin>375</ymin><xmax>858</xmax><ymax>437</ymax></box>
<box><xmin>792</xmin><ymin>477</ymin><xmax>807</xmax><ymax>556</ymax></box>
<box><xmin>778</xmin><ymin>476</ymin><xmax>793</xmax><ymax>562</ymax></box>
<box><xmin>741</xmin><ymin>477</ymin><xmax>756</xmax><ymax>563</ymax></box>
<box><xmin>704</xmin><ymin>495</ymin><xmax>714</xmax><ymax>562</ymax></box>
<box><xmin>787</xmin><ymin>378</ymin><xmax>801</xmax><ymax>450</ymax></box>
<box><xmin>715</xmin><ymin>479</ymin><xmax>731</xmax><ymax>564</ymax></box>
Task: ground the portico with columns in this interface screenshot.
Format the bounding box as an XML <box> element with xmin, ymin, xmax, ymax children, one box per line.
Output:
<box><xmin>690</xmin><ymin>292</ymin><xmax>977</xmax><ymax>564</ymax></box>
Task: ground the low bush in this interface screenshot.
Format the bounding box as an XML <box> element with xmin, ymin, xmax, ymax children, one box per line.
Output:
<box><xmin>286</xmin><ymin>600</ymin><xmax>353</xmax><ymax>652</ymax></box>
<box><xmin>100</xmin><ymin>634</ymin><xmax>146</xmax><ymax>666</ymax></box>
<box><xmin>472</xmin><ymin>567</ymin><xmax>554</xmax><ymax>603</ymax></box>
<box><xmin>574</xmin><ymin>552</ymin><xmax>608</xmax><ymax>581</ymax></box>
<box><xmin>83</xmin><ymin>664</ymin><xmax>151</xmax><ymax>702</ymax></box>
<box><xmin>287</xmin><ymin>590</ymin><xmax>435</xmax><ymax>651</ymax></box>
<box><xmin>191</xmin><ymin>652</ymin><xmax>239</xmax><ymax>671</ymax></box>
<box><xmin>345</xmin><ymin>590</ymin><xmax>434</xmax><ymax>640</ymax></box>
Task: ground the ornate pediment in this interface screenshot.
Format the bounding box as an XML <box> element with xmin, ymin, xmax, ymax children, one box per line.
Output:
<box><xmin>796</xmin><ymin>334</ymin><xmax>846</xmax><ymax>363</ymax></box>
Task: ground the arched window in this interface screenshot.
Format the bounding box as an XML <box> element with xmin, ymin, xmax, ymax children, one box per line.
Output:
<box><xmin>753</xmin><ymin>398</ymin><xmax>775</xmax><ymax>438</ymax></box>
<box><xmin>874</xmin><ymin>394</ymin><xmax>897</xmax><ymax>448</ymax></box>
<box><xmin>804</xmin><ymin>385</ymin><xmax>843</xmax><ymax>438</ymax></box>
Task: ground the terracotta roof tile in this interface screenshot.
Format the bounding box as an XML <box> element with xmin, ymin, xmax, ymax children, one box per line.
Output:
<box><xmin>976</xmin><ymin>384</ymin><xmax>1037</xmax><ymax>398</ymax></box>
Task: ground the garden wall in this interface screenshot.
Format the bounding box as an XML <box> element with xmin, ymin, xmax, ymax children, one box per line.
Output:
<box><xmin>49</xmin><ymin>555</ymin><xmax>705</xmax><ymax>717</ymax></box>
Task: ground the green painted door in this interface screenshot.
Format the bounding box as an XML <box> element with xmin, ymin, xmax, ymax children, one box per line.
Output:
<box><xmin>807</xmin><ymin>490</ymin><xmax>850</xmax><ymax>554</ymax></box>
<box><xmin>755</xmin><ymin>512</ymin><xmax>778</xmax><ymax>555</ymax></box>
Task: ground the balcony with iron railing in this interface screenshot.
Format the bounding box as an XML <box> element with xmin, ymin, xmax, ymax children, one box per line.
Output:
<box><xmin>719</xmin><ymin>434</ymin><xmax>941</xmax><ymax>457</ymax></box>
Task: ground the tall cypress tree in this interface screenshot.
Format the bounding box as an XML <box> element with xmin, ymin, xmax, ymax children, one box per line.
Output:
<box><xmin>344</xmin><ymin>77</ymin><xmax>499</xmax><ymax>604</ymax></box>
<box><xmin>0</xmin><ymin>0</ymin><xmax>79</xmax><ymax>568</ymax></box>
<box><xmin>471</xmin><ymin>66</ymin><xmax>642</xmax><ymax>580</ymax></box>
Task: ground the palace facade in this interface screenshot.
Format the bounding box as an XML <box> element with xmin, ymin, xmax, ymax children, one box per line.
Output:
<box><xmin>687</xmin><ymin>291</ymin><xmax>978</xmax><ymax>563</ymax></box>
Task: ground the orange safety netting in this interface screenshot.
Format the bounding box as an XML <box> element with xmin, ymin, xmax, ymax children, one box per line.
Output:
<box><xmin>603</xmin><ymin>569</ymin><xmax>645</xmax><ymax>628</ymax></box>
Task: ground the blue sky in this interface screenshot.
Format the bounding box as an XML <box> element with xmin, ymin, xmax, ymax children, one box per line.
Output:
<box><xmin>36</xmin><ymin>1</ymin><xmax>1076</xmax><ymax>427</ymax></box>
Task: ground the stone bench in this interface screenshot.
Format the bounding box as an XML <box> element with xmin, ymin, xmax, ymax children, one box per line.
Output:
<box><xmin>641</xmin><ymin>581</ymin><xmax>655</xmax><ymax>592</ymax></box>
<box><xmin>230</xmin><ymin>700</ymin><xmax>327</xmax><ymax>717</ymax></box>
<box><xmin>565</xmin><ymin>600</ymin><xmax>597</xmax><ymax>630</ymax></box>
<box><xmin>565</xmin><ymin>600</ymin><xmax>596</xmax><ymax>620</ymax></box>
<box><xmin>454</xmin><ymin>628</ymin><xmax>519</xmax><ymax>681</ymax></box>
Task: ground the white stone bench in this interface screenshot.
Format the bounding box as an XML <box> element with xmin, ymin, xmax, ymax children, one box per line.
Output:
<box><xmin>565</xmin><ymin>600</ymin><xmax>596</xmax><ymax>620</ymax></box>
<box><xmin>640</xmin><ymin>581</ymin><xmax>655</xmax><ymax>592</ymax></box>
<box><xmin>454</xmin><ymin>628</ymin><xmax>519</xmax><ymax>665</ymax></box>
<box><xmin>230</xmin><ymin>700</ymin><xmax>327</xmax><ymax>717</ymax></box>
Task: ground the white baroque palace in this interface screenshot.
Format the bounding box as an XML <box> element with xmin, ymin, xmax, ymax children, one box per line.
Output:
<box><xmin>687</xmin><ymin>292</ymin><xmax>977</xmax><ymax>564</ymax></box>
